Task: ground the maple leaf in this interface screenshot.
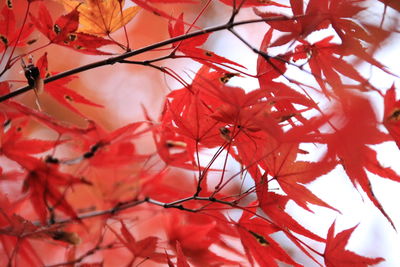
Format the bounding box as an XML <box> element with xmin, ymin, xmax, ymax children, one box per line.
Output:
<box><xmin>30</xmin><ymin>3</ymin><xmax>115</xmax><ymax>54</ymax></box>
<box><xmin>155</xmin><ymin>67</ymin><xmax>230</xmax><ymax>168</ymax></box>
<box><xmin>258</xmin><ymin>191</ymin><xmax>326</xmax><ymax>242</ymax></box>
<box><xmin>194</xmin><ymin>67</ymin><xmax>283</xmax><ymax>138</ymax></box>
<box><xmin>255</xmin><ymin>0</ymin><xmax>381</xmax><ymax>57</ymax></box>
<box><xmin>257</xmin><ymin>28</ymin><xmax>288</xmax><ymax>81</ymax></box>
<box><xmin>256</xmin><ymin>29</ymin><xmax>319</xmax><ymax>126</ymax></box>
<box><xmin>109</xmin><ymin>220</ymin><xmax>164</xmax><ymax>263</ymax></box>
<box><xmin>254</xmin><ymin>10</ymin><xmax>306</xmax><ymax>47</ymax></box>
<box><xmin>44</xmin><ymin>75</ymin><xmax>104</xmax><ymax>117</ymax></box>
<box><xmin>320</xmin><ymin>90</ymin><xmax>398</xmax><ymax>228</ymax></box>
<box><xmin>168</xmin><ymin>14</ymin><xmax>244</xmax><ymax>71</ymax></box>
<box><xmin>0</xmin><ymin>121</ymin><xmax>89</xmax><ymax>223</ymax></box>
<box><xmin>165</xmin><ymin>211</ymin><xmax>239</xmax><ymax>266</ymax></box>
<box><xmin>127</xmin><ymin>0</ymin><xmax>188</xmax><ymax>26</ymax></box>
<box><xmin>298</xmin><ymin>0</ymin><xmax>366</xmax><ymax>40</ymax></box>
<box><xmin>258</xmin><ymin>142</ymin><xmax>339</xmax><ymax>212</ymax></box>
<box><xmin>31</xmin><ymin>53</ymin><xmax>104</xmax><ymax>117</ymax></box>
<box><xmin>383</xmin><ymin>85</ymin><xmax>400</xmax><ymax>148</ymax></box>
<box><xmin>324</xmin><ymin>221</ymin><xmax>384</xmax><ymax>267</ymax></box>
<box><xmin>150</xmin><ymin>122</ymin><xmax>199</xmax><ymax>169</ymax></box>
<box><xmin>6</xmin><ymin>100</ymin><xmax>96</xmax><ymax>139</ymax></box>
<box><xmin>74</xmin><ymin>120</ymin><xmax>150</xmax><ymax>168</ymax></box>
<box><xmin>236</xmin><ymin>207</ymin><xmax>303</xmax><ymax>267</ymax></box>
<box><xmin>0</xmin><ymin>194</ymin><xmax>44</xmax><ymax>267</ymax></box>
<box><xmin>331</xmin><ymin>21</ymin><xmax>393</xmax><ymax>77</ymax></box>
<box><xmin>292</xmin><ymin>36</ymin><xmax>382</xmax><ymax>98</ymax></box>
<box><xmin>20</xmin><ymin>158</ymin><xmax>89</xmax><ymax>223</ymax></box>
<box><xmin>175</xmin><ymin>241</ymin><xmax>190</xmax><ymax>267</ymax></box>
<box><xmin>254</xmin><ymin>0</ymin><xmax>336</xmax><ymax>46</ymax></box>
<box><xmin>57</xmin><ymin>0</ymin><xmax>140</xmax><ymax>36</ymax></box>
<box><xmin>166</xmin><ymin>91</ymin><xmax>222</xmax><ymax>146</ymax></box>
<box><xmin>0</xmin><ymin>119</ymin><xmax>64</xmax><ymax>167</ymax></box>
<box><xmin>295</xmin><ymin>0</ymin><xmax>393</xmax><ymax>79</ymax></box>
<box><xmin>0</xmin><ymin>5</ymin><xmax>34</xmax><ymax>52</ymax></box>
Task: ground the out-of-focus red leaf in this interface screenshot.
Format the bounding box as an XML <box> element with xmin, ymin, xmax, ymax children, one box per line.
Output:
<box><xmin>175</xmin><ymin>241</ymin><xmax>190</xmax><ymax>267</ymax></box>
<box><xmin>0</xmin><ymin>121</ymin><xmax>89</xmax><ymax>223</ymax></box>
<box><xmin>74</xmin><ymin>121</ymin><xmax>150</xmax><ymax>169</ymax></box>
<box><xmin>130</xmin><ymin>0</ymin><xmax>197</xmax><ymax>27</ymax></box>
<box><xmin>22</xmin><ymin>158</ymin><xmax>88</xmax><ymax>223</ymax></box>
<box><xmin>0</xmin><ymin>119</ymin><xmax>63</xmax><ymax>166</ymax></box>
<box><xmin>36</xmin><ymin>52</ymin><xmax>48</xmax><ymax>79</ymax></box>
<box><xmin>0</xmin><ymin>195</ymin><xmax>43</xmax><ymax>266</ymax></box>
<box><xmin>0</xmin><ymin>6</ymin><xmax>34</xmax><ymax>52</ymax></box>
<box><xmin>43</xmin><ymin>74</ymin><xmax>103</xmax><ymax>117</ymax></box>
<box><xmin>321</xmin><ymin>90</ymin><xmax>396</xmax><ymax>228</ymax></box>
<box><xmin>166</xmin><ymin>250</ymin><xmax>175</xmax><ymax>267</ymax></box>
<box><xmin>257</xmin><ymin>28</ymin><xmax>287</xmax><ymax>81</ymax></box>
<box><xmin>383</xmin><ymin>85</ymin><xmax>400</xmax><ymax>148</ymax></box>
<box><xmin>166</xmin><ymin>211</ymin><xmax>239</xmax><ymax>266</ymax></box>
<box><xmin>6</xmin><ymin>100</ymin><xmax>96</xmax><ymax>138</ymax></box>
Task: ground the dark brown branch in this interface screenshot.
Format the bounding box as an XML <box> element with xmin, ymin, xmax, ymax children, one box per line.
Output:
<box><xmin>28</xmin><ymin>195</ymin><xmax>239</xmax><ymax>228</ymax></box>
<box><xmin>0</xmin><ymin>16</ymin><xmax>297</xmax><ymax>103</ymax></box>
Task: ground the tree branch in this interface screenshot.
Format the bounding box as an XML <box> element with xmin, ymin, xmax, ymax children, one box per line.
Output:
<box><xmin>0</xmin><ymin>16</ymin><xmax>297</xmax><ymax>103</ymax></box>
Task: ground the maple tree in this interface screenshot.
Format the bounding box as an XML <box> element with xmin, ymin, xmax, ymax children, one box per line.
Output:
<box><xmin>0</xmin><ymin>0</ymin><xmax>400</xmax><ymax>266</ymax></box>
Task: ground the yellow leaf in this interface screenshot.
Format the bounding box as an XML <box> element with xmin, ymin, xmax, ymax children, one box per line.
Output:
<box><xmin>57</xmin><ymin>0</ymin><xmax>140</xmax><ymax>36</ymax></box>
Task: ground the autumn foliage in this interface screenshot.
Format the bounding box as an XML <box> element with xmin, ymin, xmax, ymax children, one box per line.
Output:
<box><xmin>1</xmin><ymin>0</ymin><xmax>400</xmax><ymax>266</ymax></box>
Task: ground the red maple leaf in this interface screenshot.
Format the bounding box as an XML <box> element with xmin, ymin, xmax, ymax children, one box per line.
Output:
<box><xmin>236</xmin><ymin>205</ymin><xmax>303</xmax><ymax>267</ymax></box>
<box><xmin>0</xmin><ymin>5</ymin><xmax>34</xmax><ymax>52</ymax></box>
<box><xmin>30</xmin><ymin>3</ymin><xmax>114</xmax><ymax>54</ymax></box>
<box><xmin>168</xmin><ymin>14</ymin><xmax>243</xmax><ymax>71</ymax></box>
<box><xmin>76</xmin><ymin>121</ymin><xmax>150</xmax><ymax>168</ymax></box>
<box><xmin>175</xmin><ymin>241</ymin><xmax>190</xmax><ymax>267</ymax></box>
<box><xmin>109</xmin><ymin>220</ymin><xmax>164</xmax><ymax>264</ymax></box>
<box><xmin>324</xmin><ymin>221</ymin><xmax>384</xmax><ymax>267</ymax></box>
<box><xmin>256</xmin><ymin>0</ymin><xmax>366</xmax><ymax>46</ymax></box>
<box><xmin>0</xmin><ymin>194</ymin><xmax>44</xmax><ymax>267</ymax></box>
<box><xmin>256</xmin><ymin>28</ymin><xmax>288</xmax><ymax>81</ymax></box>
<box><xmin>320</xmin><ymin>90</ymin><xmax>398</xmax><ymax>228</ymax></box>
<box><xmin>383</xmin><ymin>85</ymin><xmax>400</xmax><ymax>148</ymax></box>
<box><xmin>258</xmin><ymin>142</ymin><xmax>339</xmax><ymax>212</ymax></box>
<box><xmin>292</xmin><ymin>36</ymin><xmax>371</xmax><ymax>97</ymax></box>
<box><xmin>258</xmin><ymin>191</ymin><xmax>326</xmax><ymax>242</ymax></box>
<box><xmin>34</xmin><ymin>52</ymin><xmax>104</xmax><ymax>117</ymax></box>
<box><xmin>165</xmin><ymin>210</ymin><xmax>239</xmax><ymax>266</ymax></box>
<box><xmin>5</xmin><ymin>99</ymin><xmax>96</xmax><ymax>139</ymax></box>
<box><xmin>0</xmin><ymin>119</ymin><xmax>63</xmax><ymax>166</ymax></box>
<box><xmin>0</xmin><ymin>121</ymin><xmax>89</xmax><ymax>223</ymax></box>
<box><xmin>21</xmin><ymin>158</ymin><xmax>89</xmax><ymax>223</ymax></box>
